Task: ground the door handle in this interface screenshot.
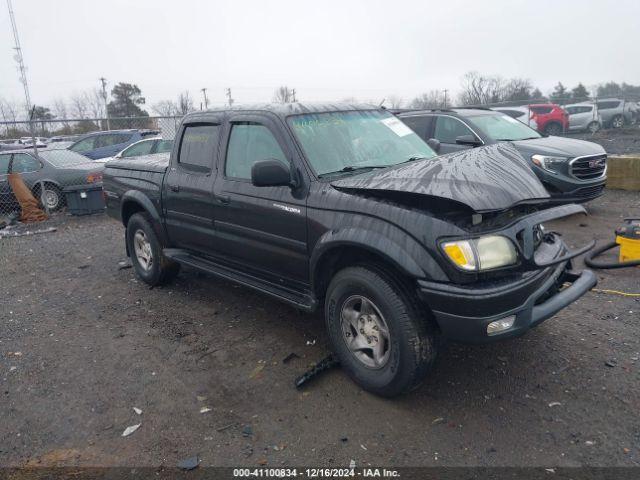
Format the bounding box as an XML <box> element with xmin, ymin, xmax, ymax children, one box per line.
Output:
<box><xmin>170</xmin><ymin>185</ymin><xmax>180</xmax><ymax>192</ymax></box>
<box><xmin>219</xmin><ymin>195</ymin><xmax>230</xmax><ymax>205</ymax></box>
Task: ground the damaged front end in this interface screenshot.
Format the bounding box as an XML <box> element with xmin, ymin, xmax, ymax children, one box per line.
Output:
<box><xmin>418</xmin><ymin>204</ymin><xmax>597</xmax><ymax>343</ymax></box>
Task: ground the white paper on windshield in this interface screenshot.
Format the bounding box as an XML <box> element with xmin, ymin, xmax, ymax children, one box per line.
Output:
<box><xmin>381</xmin><ymin>117</ymin><xmax>414</xmax><ymax>137</ymax></box>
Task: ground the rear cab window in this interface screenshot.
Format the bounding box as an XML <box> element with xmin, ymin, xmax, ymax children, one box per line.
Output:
<box><xmin>178</xmin><ymin>124</ymin><xmax>220</xmax><ymax>172</ymax></box>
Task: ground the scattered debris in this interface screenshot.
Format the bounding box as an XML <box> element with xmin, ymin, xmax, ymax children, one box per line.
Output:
<box><xmin>349</xmin><ymin>459</ymin><xmax>356</xmax><ymax>469</ymax></box>
<box><xmin>121</xmin><ymin>424</ymin><xmax>141</xmax><ymax>437</ymax></box>
<box><xmin>133</xmin><ymin>407</ymin><xmax>142</xmax><ymax>415</ymax></box>
<box><xmin>585</xmin><ymin>440</ymin><xmax>595</xmax><ymax>446</ymax></box>
<box><xmin>306</xmin><ymin>340</ymin><xmax>316</xmax><ymax>346</ymax></box>
<box><xmin>282</xmin><ymin>352</ymin><xmax>300</xmax><ymax>364</ymax></box>
<box><xmin>258</xmin><ymin>458</ymin><xmax>268</xmax><ymax>465</ymax></box>
<box><xmin>605</xmin><ymin>360</ymin><xmax>617</xmax><ymax>368</ymax></box>
<box><xmin>360</xmin><ymin>444</ymin><xmax>367</xmax><ymax>451</ymax></box>
<box><xmin>548</xmin><ymin>402</ymin><xmax>562</xmax><ymax>408</ymax></box>
<box><xmin>177</xmin><ymin>455</ymin><xmax>199</xmax><ymax>470</ymax></box>
<box><xmin>294</xmin><ymin>354</ymin><xmax>340</xmax><ymax>389</ymax></box>
<box><xmin>242</xmin><ymin>425</ymin><xmax>253</xmax><ymax>437</ymax></box>
<box><xmin>196</xmin><ymin>395</ymin><xmax>207</xmax><ymax>402</ymax></box>
<box><xmin>432</xmin><ymin>417</ymin><xmax>445</xmax><ymax>425</ymax></box>
<box><xmin>249</xmin><ymin>363</ymin><xmax>265</xmax><ymax>379</ymax></box>
<box><xmin>216</xmin><ymin>423</ymin><xmax>234</xmax><ymax>432</ymax></box>
<box><xmin>624</xmin><ymin>448</ymin><xmax>630</xmax><ymax>454</ymax></box>
<box><xmin>242</xmin><ymin>445</ymin><xmax>254</xmax><ymax>457</ymax></box>
<box><xmin>340</xmin><ymin>437</ymin><xmax>348</xmax><ymax>443</ymax></box>
<box><xmin>200</xmin><ymin>407</ymin><xmax>212</xmax><ymax>414</ymax></box>
<box><xmin>77</xmin><ymin>265</ymin><xmax>90</xmax><ymax>270</ymax></box>
<box><xmin>545</xmin><ymin>468</ymin><xmax>555</xmax><ymax>473</ymax></box>
<box><xmin>9</xmin><ymin>366</ymin><xmax>17</xmax><ymax>372</ymax></box>
<box><xmin>0</xmin><ymin>227</ymin><xmax>56</xmax><ymax>238</ymax></box>
<box><xmin>118</xmin><ymin>260</ymin><xmax>132</xmax><ymax>270</ymax></box>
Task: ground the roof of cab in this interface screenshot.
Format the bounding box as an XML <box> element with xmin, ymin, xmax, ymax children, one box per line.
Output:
<box><xmin>183</xmin><ymin>102</ymin><xmax>380</xmax><ymax>121</ymax></box>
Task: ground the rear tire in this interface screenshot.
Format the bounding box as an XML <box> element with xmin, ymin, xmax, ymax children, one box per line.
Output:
<box><xmin>325</xmin><ymin>265</ymin><xmax>439</xmax><ymax>397</ymax></box>
<box><xmin>126</xmin><ymin>212</ymin><xmax>180</xmax><ymax>286</ymax></box>
<box><xmin>611</xmin><ymin>115</ymin><xmax>624</xmax><ymax>129</ymax></box>
<box><xmin>33</xmin><ymin>183</ymin><xmax>64</xmax><ymax>212</ymax></box>
<box><xmin>586</xmin><ymin>121</ymin><xmax>600</xmax><ymax>133</ymax></box>
<box><xmin>544</xmin><ymin>122</ymin><xmax>563</xmax><ymax>136</ymax></box>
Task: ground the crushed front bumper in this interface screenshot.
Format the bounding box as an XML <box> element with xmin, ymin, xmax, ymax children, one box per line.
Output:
<box><xmin>418</xmin><ymin>263</ymin><xmax>596</xmax><ymax>344</ymax></box>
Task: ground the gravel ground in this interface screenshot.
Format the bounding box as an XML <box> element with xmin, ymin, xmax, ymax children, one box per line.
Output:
<box><xmin>562</xmin><ymin>127</ymin><xmax>640</xmax><ymax>155</ymax></box>
<box><xmin>0</xmin><ymin>190</ymin><xmax>639</xmax><ymax>469</ymax></box>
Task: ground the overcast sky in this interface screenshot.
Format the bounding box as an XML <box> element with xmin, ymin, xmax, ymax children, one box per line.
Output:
<box><xmin>1</xmin><ymin>0</ymin><xmax>639</xmax><ymax>112</ymax></box>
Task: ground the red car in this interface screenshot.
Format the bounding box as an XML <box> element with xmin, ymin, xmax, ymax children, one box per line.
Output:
<box><xmin>528</xmin><ymin>103</ymin><xmax>569</xmax><ymax>135</ymax></box>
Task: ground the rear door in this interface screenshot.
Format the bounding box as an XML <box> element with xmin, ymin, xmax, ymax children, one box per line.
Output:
<box><xmin>212</xmin><ymin>113</ymin><xmax>309</xmax><ymax>287</ymax></box>
<box><xmin>163</xmin><ymin>119</ymin><xmax>221</xmax><ymax>252</ymax></box>
<box><xmin>0</xmin><ymin>153</ymin><xmax>13</xmax><ymax>212</ymax></box>
<box><xmin>433</xmin><ymin>115</ymin><xmax>482</xmax><ymax>154</ymax></box>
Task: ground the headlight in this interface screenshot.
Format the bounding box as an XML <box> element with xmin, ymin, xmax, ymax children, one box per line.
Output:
<box><xmin>531</xmin><ymin>154</ymin><xmax>567</xmax><ymax>174</ymax></box>
<box><xmin>442</xmin><ymin>235</ymin><xmax>517</xmax><ymax>272</ymax></box>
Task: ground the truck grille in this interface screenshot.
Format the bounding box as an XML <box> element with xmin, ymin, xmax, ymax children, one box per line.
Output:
<box><xmin>570</xmin><ymin>154</ymin><xmax>607</xmax><ymax>180</ymax></box>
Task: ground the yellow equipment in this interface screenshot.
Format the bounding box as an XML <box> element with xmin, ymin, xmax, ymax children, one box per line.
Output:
<box><xmin>616</xmin><ymin>218</ymin><xmax>640</xmax><ymax>262</ymax></box>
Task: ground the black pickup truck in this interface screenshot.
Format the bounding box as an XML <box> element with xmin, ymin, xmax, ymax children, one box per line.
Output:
<box><xmin>104</xmin><ymin>104</ymin><xmax>596</xmax><ymax>397</ymax></box>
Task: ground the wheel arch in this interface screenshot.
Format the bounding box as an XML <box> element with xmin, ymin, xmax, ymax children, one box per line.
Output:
<box><xmin>120</xmin><ymin>191</ymin><xmax>169</xmax><ymax>250</ymax></box>
<box><xmin>310</xmin><ymin>228</ymin><xmax>428</xmax><ymax>301</ymax></box>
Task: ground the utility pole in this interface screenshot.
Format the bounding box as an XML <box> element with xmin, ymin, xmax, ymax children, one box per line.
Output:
<box><xmin>100</xmin><ymin>77</ymin><xmax>110</xmax><ymax>130</ymax></box>
<box><xmin>7</xmin><ymin>0</ymin><xmax>37</xmax><ymax>154</ymax></box>
<box><xmin>443</xmin><ymin>89</ymin><xmax>449</xmax><ymax>108</ymax></box>
<box><xmin>226</xmin><ymin>88</ymin><xmax>234</xmax><ymax>107</ymax></box>
<box><xmin>291</xmin><ymin>88</ymin><xmax>297</xmax><ymax>102</ymax></box>
<box><xmin>201</xmin><ymin>88</ymin><xmax>209</xmax><ymax>110</ymax></box>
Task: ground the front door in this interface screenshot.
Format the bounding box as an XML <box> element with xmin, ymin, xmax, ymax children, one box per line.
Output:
<box><xmin>163</xmin><ymin>121</ymin><xmax>221</xmax><ymax>253</ymax></box>
<box><xmin>213</xmin><ymin>115</ymin><xmax>309</xmax><ymax>288</ymax></box>
<box><xmin>433</xmin><ymin>115</ymin><xmax>481</xmax><ymax>154</ymax></box>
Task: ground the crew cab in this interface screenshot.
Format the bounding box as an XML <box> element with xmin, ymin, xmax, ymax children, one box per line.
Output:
<box><xmin>104</xmin><ymin>104</ymin><xmax>596</xmax><ymax>397</ymax></box>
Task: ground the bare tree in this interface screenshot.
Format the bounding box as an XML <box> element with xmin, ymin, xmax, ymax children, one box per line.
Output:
<box><xmin>273</xmin><ymin>86</ymin><xmax>294</xmax><ymax>104</ymax></box>
<box><xmin>458</xmin><ymin>71</ymin><xmax>507</xmax><ymax>106</ymax></box>
<box><xmin>152</xmin><ymin>100</ymin><xmax>179</xmax><ymax>116</ymax></box>
<box><xmin>387</xmin><ymin>95</ymin><xmax>404</xmax><ymax>109</ymax></box>
<box><xmin>86</xmin><ymin>88</ymin><xmax>106</xmax><ymax>119</ymax></box>
<box><xmin>177</xmin><ymin>91</ymin><xmax>195</xmax><ymax>115</ymax></box>
<box><xmin>52</xmin><ymin>98</ymin><xmax>71</xmax><ymax>130</ymax></box>
<box><xmin>410</xmin><ymin>90</ymin><xmax>443</xmax><ymax>109</ymax></box>
<box><xmin>0</xmin><ymin>98</ymin><xmax>19</xmax><ymax>122</ymax></box>
<box><xmin>70</xmin><ymin>92</ymin><xmax>89</xmax><ymax>119</ymax></box>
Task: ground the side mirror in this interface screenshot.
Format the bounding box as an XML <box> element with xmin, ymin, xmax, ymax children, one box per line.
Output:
<box><xmin>251</xmin><ymin>159</ymin><xmax>292</xmax><ymax>187</ymax></box>
<box><xmin>455</xmin><ymin>134</ymin><xmax>482</xmax><ymax>147</ymax></box>
<box><xmin>426</xmin><ymin>138</ymin><xmax>441</xmax><ymax>153</ymax></box>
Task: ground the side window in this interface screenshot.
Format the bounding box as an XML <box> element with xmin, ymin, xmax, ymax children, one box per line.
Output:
<box><xmin>531</xmin><ymin>106</ymin><xmax>552</xmax><ymax>114</ymax></box>
<box><xmin>225</xmin><ymin>123</ymin><xmax>287</xmax><ymax>180</ymax></box>
<box><xmin>156</xmin><ymin>140</ymin><xmax>173</xmax><ymax>153</ymax></box>
<box><xmin>597</xmin><ymin>101</ymin><xmax>619</xmax><ymax>110</ymax></box>
<box><xmin>0</xmin><ymin>154</ymin><xmax>9</xmax><ymax>174</ymax></box>
<box><xmin>70</xmin><ymin>136</ymin><xmax>96</xmax><ymax>153</ymax></box>
<box><xmin>97</xmin><ymin>134</ymin><xmax>132</xmax><ymax>148</ymax></box>
<box><xmin>566</xmin><ymin>107</ymin><xmax>577</xmax><ymax>115</ymax></box>
<box><xmin>122</xmin><ymin>140</ymin><xmax>154</xmax><ymax>158</ymax></box>
<box><xmin>178</xmin><ymin>124</ymin><xmax>220</xmax><ymax>172</ymax></box>
<box><xmin>11</xmin><ymin>153</ymin><xmax>40</xmax><ymax>173</ymax></box>
<box><xmin>400</xmin><ymin>116</ymin><xmax>433</xmax><ymax>139</ymax></box>
<box><xmin>433</xmin><ymin>116</ymin><xmax>475</xmax><ymax>144</ymax></box>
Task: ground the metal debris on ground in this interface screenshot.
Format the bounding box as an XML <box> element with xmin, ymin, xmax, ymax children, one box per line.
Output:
<box><xmin>200</xmin><ymin>407</ymin><xmax>212</xmax><ymax>414</ymax></box>
<box><xmin>294</xmin><ymin>354</ymin><xmax>340</xmax><ymax>390</ymax></box>
<box><xmin>282</xmin><ymin>352</ymin><xmax>299</xmax><ymax>364</ymax></box>
<box><xmin>118</xmin><ymin>260</ymin><xmax>132</xmax><ymax>270</ymax></box>
<box><xmin>0</xmin><ymin>226</ymin><xmax>56</xmax><ymax>238</ymax></box>
<box><xmin>133</xmin><ymin>407</ymin><xmax>142</xmax><ymax>415</ymax></box>
<box><xmin>177</xmin><ymin>455</ymin><xmax>200</xmax><ymax>470</ymax></box>
<box><xmin>242</xmin><ymin>425</ymin><xmax>253</xmax><ymax>437</ymax></box>
<box><xmin>121</xmin><ymin>424</ymin><xmax>141</xmax><ymax>437</ymax></box>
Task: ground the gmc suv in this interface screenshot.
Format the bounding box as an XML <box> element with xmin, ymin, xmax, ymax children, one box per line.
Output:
<box><xmin>103</xmin><ymin>104</ymin><xmax>596</xmax><ymax>397</ymax></box>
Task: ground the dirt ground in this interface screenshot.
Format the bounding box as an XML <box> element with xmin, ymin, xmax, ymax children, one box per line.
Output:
<box><xmin>563</xmin><ymin>126</ymin><xmax>640</xmax><ymax>155</ymax></box>
<box><xmin>0</xmin><ymin>190</ymin><xmax>638</xmax><ymax>469</ymax></box>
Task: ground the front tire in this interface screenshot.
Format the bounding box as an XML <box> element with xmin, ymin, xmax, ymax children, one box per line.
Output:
<box><xmin>586</xmin><ymin>121</ymin><xmax>600</xmax><ymax>133</ymax></box>
<box><xmin>325</xmin><ymin>266</ymin><xmax>439</xmax><ymax>397</ymax></box>
<box><xmin>126</xmin><ymin>213</ymin><xmax>180</xmax><ymax>286</ymax></box>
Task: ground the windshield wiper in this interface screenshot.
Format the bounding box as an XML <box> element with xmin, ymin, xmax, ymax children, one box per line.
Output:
<box><xmin>318</xmin><ymin>165</ymin><xmax>387</xmax><ymax>178</ymax></box>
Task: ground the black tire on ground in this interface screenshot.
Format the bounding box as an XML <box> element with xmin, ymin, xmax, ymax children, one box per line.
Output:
<box><xmin>586</xmin><ymin>121</ymin><xmax>600</xmax><ymax>133</ymax></box>
<box><xmin>325</xmin><ymin>265</ymin><xmax>439</xmax><ymax>397</ymax></box>
<box><xmin>33</xmin><ymin>183</ymin><xmax>64</xmax><ymax>212</ymax></box>
<box><xmin>611</xmin><ymin>115</ymin><xmax>624</xmax><ymax>129</ymax></box>
<box><xmin>126</xmin><ymin>212</ymin><xmax>180</xmax><ymax>286</ymax></box>
<box><xmin>544</xmin><ymin>122</ymin><xmax>563</xmax><ymax>136</ymax></box>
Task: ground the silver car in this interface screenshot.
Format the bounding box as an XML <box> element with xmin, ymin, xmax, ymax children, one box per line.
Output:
<box><xmin>595</xmin><ymin>98</ymin><xmax>637</xmax><ymax>128</ymax></box>
<box><xmin>565</xmin><ymin>103</ymin><xmax>602</xmax><ymax>133</ymax></box>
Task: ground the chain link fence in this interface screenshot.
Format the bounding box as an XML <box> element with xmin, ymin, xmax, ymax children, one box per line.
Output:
<box><xmin>0</xmin><ymin>116</ymin><xmax>181</xmax><ymax>228</ymax></box>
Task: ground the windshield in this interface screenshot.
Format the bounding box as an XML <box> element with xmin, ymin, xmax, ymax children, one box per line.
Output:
<box><xmin>287</xmin><ymin>110</ymin><xmax>436</xmax><ymax>177</ymax></box>
<box><xmin>470</xmin><ymin>113</ymin><xmax>541</xmax><ymax>141</ymax></box>
<box><xmin>39</xmin><ymin>149</ymin><xmax>93</xmax><ymax>167</ymax></box>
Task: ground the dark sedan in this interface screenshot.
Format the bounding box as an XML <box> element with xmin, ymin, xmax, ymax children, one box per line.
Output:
<box><xmin>0</xmin><ymin>149</ymin><xmax>104</xmax><ymax>213</ymax></box>
<box><xmin>398</xmin><ymin>108</ymin><xmax>607</xmax><ymax>203</ymax></box>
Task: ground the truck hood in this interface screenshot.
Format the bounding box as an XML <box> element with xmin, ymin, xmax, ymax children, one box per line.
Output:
<box><xmin>331</xmin><ymin>143</ymin><xmax>550</xmax><ymax>213</ymax></box>
<box><xmin>511</xmin><ymin>135</ymin><xmax>606</xmax><ymax>157</ymax></box>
